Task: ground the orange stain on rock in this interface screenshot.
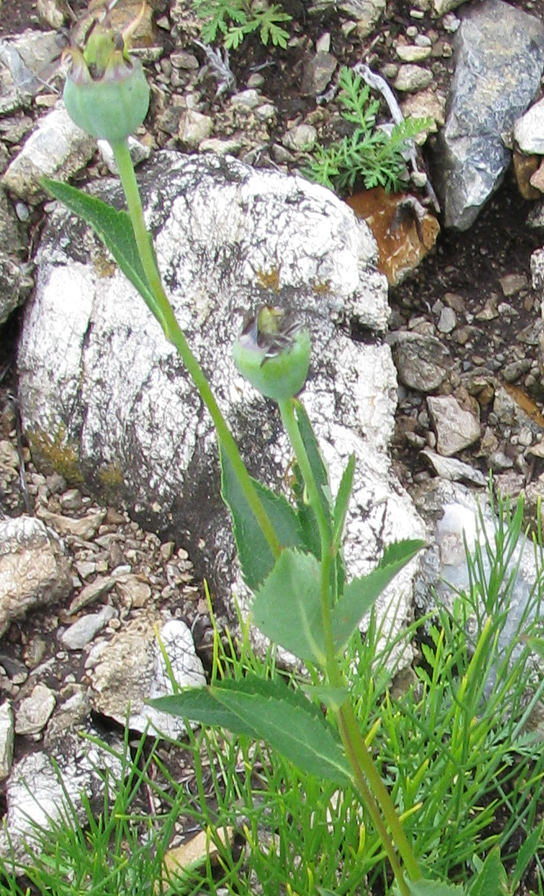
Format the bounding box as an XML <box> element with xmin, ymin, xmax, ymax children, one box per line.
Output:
<box><xmin>346</xmin><ymin>187</ymin><xmax>440</xmax><ymax>286</ymax></box>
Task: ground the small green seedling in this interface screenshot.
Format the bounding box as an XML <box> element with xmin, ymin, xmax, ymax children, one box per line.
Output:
<box><xmin>306</xmin><ymin>66</ymin><xmax>431</xmax><ymax>195</ymax></box>
<box><xmin>194</xmin><ymin>0</ymin><xmax>291</xmax><ymax>50</ymax></box>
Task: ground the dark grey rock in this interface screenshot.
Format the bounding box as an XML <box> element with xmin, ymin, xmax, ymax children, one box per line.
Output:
<box><xmin>387</xmin><ymin>331</ymin><xmax>451</xmax><ymax>392</ymax></box>
<box><xmin>0</xmin><ymin>30</ymin><xmax>61</xmax><ymax>115</ymax></box>
<box><xmin>427</xmin><ymin>394</ymin><xmax>481</xmax><ymax>456</ymax></box>
<box><xmin>433</xmin><ymin>0</ymin><xmax>544</xmax><ymax>230</ymax></box>
<box><xmin>0</xmin><ymin>186</ymin><xmax>33</xmax><ymax>324</ymax></box>
<box><xmin>301</xmin><ymin>51</ymin><xmax>338</xmax><ymax>96</ymax></box>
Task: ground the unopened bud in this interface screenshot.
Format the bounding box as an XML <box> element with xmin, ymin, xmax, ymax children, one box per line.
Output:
<box><xmin>233</xmin><ymin>306</ymin><xmax>311</xmax><ymax>401</ymax></box>
<box><xmin>63</xmin><ymin>22</ymin><xmax>149</xmax><ymax>144</ymax></box>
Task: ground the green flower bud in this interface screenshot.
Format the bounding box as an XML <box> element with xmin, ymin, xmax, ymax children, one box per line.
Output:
<box><xmin>233</xmin><ymin>306</ymin><xmax>311</xmax><ymax>401</ymax></box>
<box><xmin>63</xmin><ymin>22</ymin><xmax>150</xmax><ymax>144</ymax></box>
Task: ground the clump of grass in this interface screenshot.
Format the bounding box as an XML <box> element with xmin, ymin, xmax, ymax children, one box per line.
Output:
<box><xmin>1</xmin><ymin>496</ymin><xmax>544</xmax><ymax>894</ymax></box>
<box><xmin>305</xmin><ymin>66</ymin><xmax>431</xmax><ymax>196</ymax></box>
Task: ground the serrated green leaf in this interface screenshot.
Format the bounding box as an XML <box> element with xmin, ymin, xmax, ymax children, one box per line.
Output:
<box><xmin>149</xmin><ymin>688</ymin><xmax>256</xmax><ymax>736</ymax></box>
<box><xmin>468</xmin><ymin>848</ymin><xmax>508</xmax><ymax>896</ymax></box>
<box><xmin>153</xmin><ymin>676</ymin><xmax>351</xmax><ymax>784</ymax></box>
<box><xmin>251</xmin><ymin>549</ymin><xmax>326</xmax><ymax>664</ymax></box>
<box><xmin>212</xmin><ymin>676</ymin><xmax>351</xmax><ymax>784</ymax></box>
<box><xmin>41</xmin><ymin>178</ymin><xmax>167</xmax><ymax>331</ymax></box>
<box><xmin>332</xmin><ymin>454</ymin><xmax>355</xmax><ymax>549</ymax></box>
<box><xmin>220</xmin><ymin>446</ymin><xmax>304</xmax><ymax>591</ymax></box>
<box><xmin>331</xmin><ymin>539</ymin><xmax>424</xmax><ymax>651</ymax></box>
<box><xmin>406</xmin><ymin>880</ymin><xmax>466</xmax><ymax>896</ymax></box>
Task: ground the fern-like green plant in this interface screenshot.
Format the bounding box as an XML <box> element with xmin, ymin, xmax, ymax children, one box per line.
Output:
<box><xmin>306</xmin><ymin>67</ymin><xmax>431</xmax><ymax>195</ymax></box>
<box><xmin>194</xmin><ymin>0</ymin><xmax>291</xmax><ymax>49</ymax></box>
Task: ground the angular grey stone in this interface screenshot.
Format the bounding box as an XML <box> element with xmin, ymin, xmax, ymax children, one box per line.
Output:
<box><xmin>88</xmin><ymin>616</ymin><xmax>206</xmax><ymax>736</ymax></box>
<box><xmin>15</xmin><ymin>683</ymin><xmax>56</xmax><ymax>736</ymax></box>
<box><xmin>387</xmin><ymin>331</ymin><xmax>450</xmax><ymax>392</ymax></box>
<box><xmin>59</xmin><ymin>605</ymin><xmax>117</xmax><ymax>650</ymax></box>
<box><xmin>309</xmin><ymin>0</ymin><xmax>385</xmax><ymax>35</ymax></box>
<box><xmin>427</xmin><ymin>395</ymin><xmax>481</xmax><ymax>456</ymax></box>
<box><xmin>432</xmin><ymin>0</ymin><xmax>467</xmax><ymax>15</ymax></box>
<box><xmin>531</xmin><ymin>247</ymin><xmax>544</xmax><ymax>298</ymax></box>
<box><xmin>0</xmin><ymin>30</ymin><xmax>61</xmax><ymax>114</ymax></box>
<box><xmin>17</xmin><ymin>152</ymin><xmax>423</xmax><ymax>648</ymax></box>
<box><xmin>282</xmin><ymin>124</ymin><xmax>317</xmax><ymax>152</ymax></box>
<box><xmin>393</xmin><ymin>64</ymin><xmax>433</xmax><ymax>93</ymax></box>
<box><xmin>178</xmin><ymin>110</ymin><xmax>213</xmax><ymax>149</ymax></box>
<box><xmin>301</xmin><ymin>51</ymin><xmax>338</xmax><ymax>96</ymax></box>
<box><xmin>433</xmin><ymin>0</ymin><xmax>544</xmax><ymax>230</ymax></box>
<box><xmin>0</xmin><ymin>516</ymin><xmax>72</xmax><ymax>637</ymax></box>
<box><xmin>421</xmin><ymin>449</ymin><xmax>486</xmax><ymax>485</ymax></box>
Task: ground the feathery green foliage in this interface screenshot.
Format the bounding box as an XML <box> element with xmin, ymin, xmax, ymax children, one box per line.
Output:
<box><xmin>306</xmin><ymin>67</ymin><xmax>431</xmax><ymax>195</ymax></box>
<box><xmin>194</xmin><ymin>0</ymin><xmax>291</xmax><ymax>49</ymax></box>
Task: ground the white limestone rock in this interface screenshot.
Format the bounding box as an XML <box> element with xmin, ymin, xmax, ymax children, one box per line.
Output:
<box><xmin>514</xmin><ymin>98</ymin><xmax>544</xmax><ymax>155</ymax></box>
<box><xmin>18</xmin><ymin>151</ymin><xmax>424</xmax><ymax>652</ymax></box>
<box><xmin>87</xmin><ymin>616</ymin><xmax>205</xmax><ymax>736</ymax></box>
<box><xmin>2</xmin><ymin>105</ymin><xmax>96</xmax><ymax>202</ymax></box>
<box><xmin>0</xmin><ymin>515</ymin><xmax>72</xmax><ymax>637</ymax></box>
<box><xmin>0</xmin><ymin>729</ymin><xmax>123</xmax><ymax>863</ymax></box>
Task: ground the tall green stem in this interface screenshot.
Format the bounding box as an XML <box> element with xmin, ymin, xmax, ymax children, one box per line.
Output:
<box><xmin>278</xmin><ymin>397</ymin><xmax>421</xmax><ymax>895</ymax></box>
<box><xmin>110</xmin><ymin>139</ymin><xmax>281</xmax><ymax>560</ymax></box>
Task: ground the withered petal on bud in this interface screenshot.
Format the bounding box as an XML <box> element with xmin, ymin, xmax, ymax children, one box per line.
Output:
<box><xmin>233</xmin><ymin>306</ymin><xmax>311</xmax><ymax>401</ymax></box>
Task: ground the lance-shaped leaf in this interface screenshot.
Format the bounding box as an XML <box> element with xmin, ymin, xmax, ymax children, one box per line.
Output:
<box><xmin>406</xmin><ymin>882</ymin><xmax>466</xmax><ymax>896</ymax></box>
<box><xmin>468</xmin><ymin>848</ymin><xmax>508</xmax><ymax>896</ymax></box>
<box><xmin>251</xmin><ymin>549</ymin><xmax>326</xmax><ymax>665</ymax></box>
<box><xmin>220</xmin><ymin>445</ymin><xmax>303</xmax><ymax>590</ymax></box>
<box><xmin>151</xmin><ymin>675</ymin><xmax>352</xmax><ymax>785</ymax></box>
<box><xmin>332</xmin><ymin>454</ymin><xmax>355</xmax><ymax>550</ymax></box>
<box><xmin>332</xmin><ymin>539</ymin><xmax>424</xmax><ymax>652</ymax></box>
<box><xmin>292</xmin><ymin>401</ymin><xmax>346</xmax><ymax>592</ymax></box>
<box><xmin>41</xmin><ymin>178</ymin><xmax>166</xmax><ymax>329</ymax></box>
<box><xmin>151</xmin><ymin>686</ymin><xmax>257</xmax><ymax>735</ymax></box>
<box><xmin>293</xmin><ymin>401</ymin><xmax>333</xmax><ymax>546</ymax></box>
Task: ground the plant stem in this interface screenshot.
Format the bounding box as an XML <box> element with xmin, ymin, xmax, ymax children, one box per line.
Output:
<box><xmin>278</xmin><ymin>396</ymin><xmax>421</xmax><ymax>895</ymax></box>
<box><xmin>110</xmin><ymin>138</ymin><xmax>281</xmax><ymax>560</ymax></box>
